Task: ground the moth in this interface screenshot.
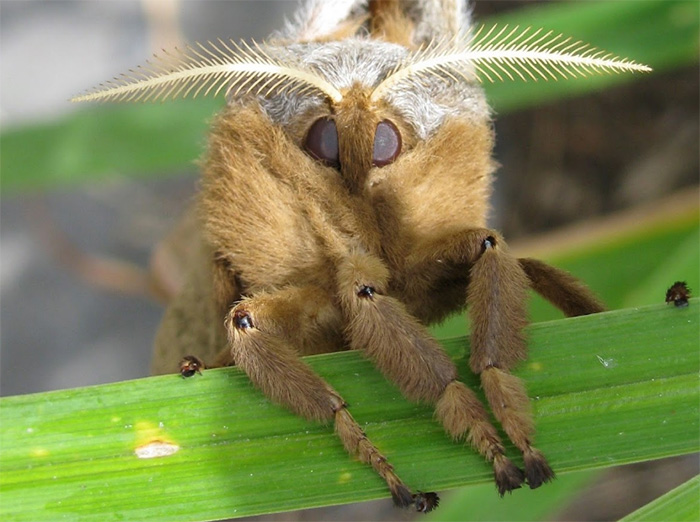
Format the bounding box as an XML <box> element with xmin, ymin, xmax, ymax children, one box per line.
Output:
<box><xmin>73</xmin><ymin>0</ymin><xmax>650</xmax><ymax>513</ymax></box>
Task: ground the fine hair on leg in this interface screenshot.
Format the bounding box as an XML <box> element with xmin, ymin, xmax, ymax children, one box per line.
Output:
<box><xmin>519</xmin><ymin>258</ymin><xmax>606</xmax><ymax>317</ymax></box>
<box><xmin>467</xmin><ymin>234</ymin><xmax>555</xmax><ymax>489</ymax></box>
<box><xmin>222</xmin><ymin>291</ymin><xmax>437</xmax><ymax>511</ymax></box>
<box><xmin>338</xmin><ymin>253</ymin><xmax>525</xmax><ymax>493</ymax></box>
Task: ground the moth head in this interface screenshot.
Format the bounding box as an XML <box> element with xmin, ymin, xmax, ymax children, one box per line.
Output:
<box><xmin>297</xmin><ymin>80</ymin><xmax>412</xmax><ymax>192</ymax></box>
<box><xmin>251</xmin><ymin>37</ymin><xmax>489</xmax><ymax>193</ymax></box>
<box><xmin>71</xmin><ymin>1</ymin><xmax>651</xmax><ymax>194</ymax></box>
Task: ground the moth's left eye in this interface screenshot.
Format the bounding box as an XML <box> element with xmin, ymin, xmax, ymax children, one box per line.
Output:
<box><xmin>304</xmin><ymin>117</ymin><xmax>340</xmax><ymax>169</ymax></box>
<box><xmin>372</xmin><ymin>120</ymin><xmax>402</xmax><ymax>167</ymax></box>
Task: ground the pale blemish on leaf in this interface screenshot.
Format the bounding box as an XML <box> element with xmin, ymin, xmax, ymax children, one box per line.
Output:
<box><xmin>134</xmin><ymin>440</ymin><xmax>180</xmax><ymax>459</ymax></box>
<box><xmin>133</xmin><ymin>421</ymin><xmax>180</xmax><ymax>459</ymax></box>
<box><xmin>338</xmin><ymin>472</ymin><xmax>352</xmax><ymax>484</ymax></box>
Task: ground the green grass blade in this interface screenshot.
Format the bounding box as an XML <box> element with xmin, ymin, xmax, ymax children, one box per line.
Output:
<box><xmin>0</xmin><ymin>99</ymin><xmax>222</xmax><ymax>190</ymax></box>
<box><xmin>1</xmin><ymin>301</ymin><xmax>697</xmax><ymax>522</ymax></box>
<box><xmin>619</xmin><ymin>475</ymin><xmax>700</xmax><ymax>522</ymax></box>
<box><xmin>2</xmin><ymin>0</ymin><xmax>697</xmax><ymax>191</ymax></box>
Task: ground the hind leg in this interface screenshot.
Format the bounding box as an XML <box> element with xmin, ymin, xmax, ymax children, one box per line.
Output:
<box><xmin>519</xmin><ymin>258</ymin><xmax>605</xmax><ymax>316</ymax></box>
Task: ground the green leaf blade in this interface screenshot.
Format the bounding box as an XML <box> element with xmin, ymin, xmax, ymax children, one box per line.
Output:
<box><xmin>1</xmin><ymin>302</ymin><xmax>697</xmax><ymax>522</ymax></box>
<box><xmin>619</xmin><ymin>475</ymin><xmax>700</xmax><ymax>522</ymax></box>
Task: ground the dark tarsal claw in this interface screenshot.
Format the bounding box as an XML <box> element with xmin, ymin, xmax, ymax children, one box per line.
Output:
<box><xmin>179</xmin><ymin>355</ymin><xmax>204</xmax><ymax>378</ymax></box>
<box><xmin>665</xmin><ymin>281</ymin><xmax>691</xmax><ymax>308</ymax></box>
<box><xmin>494</xmin><ymin>455</ymin><xmax>525</xmax><ymax>496</ymax></box>
<box><xmin>357</xmin><ymin>285</ymin><xmax>376</xmax><ymax>299</ymax></box>
<box><xmin>523</xmin><ymin>449</ymin><xmax>555</xmax><ymax>489</ymax></box>
<box><xmin>414</xmin><ymin>491</ymin><xmax>440</xmax><ymax>513</ymax></box>
<box><xmin>482</xmin><ymin>235</ymin><xmax>496</xmax><ymax>252</ymax></box>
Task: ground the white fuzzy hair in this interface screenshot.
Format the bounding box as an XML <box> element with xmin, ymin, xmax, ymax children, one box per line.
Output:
<box><xmin>263</xmin><ymin>0</ymin><xmax>488</xmax><ymax>140</ymax></box>
<box><xmin>280</xmin><ymin>0</ymin><xmax>472</xmax><ymax>44</ymax></box>
<box><xmin>261</xmin><ymin>41</ymin><xmax>488</xmax><ymax>141</ymax></box>
<box><xmin>280</xmin><ymin>0</ymin><xmax>368</xmax><ymax>41</ymax></box>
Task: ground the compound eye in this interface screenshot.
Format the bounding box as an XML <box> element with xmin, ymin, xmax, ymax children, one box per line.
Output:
<box><xmin>372</xmin><ymin>119</ymin><xmax>402</xmax><ymax>167</ymax></box>
<box><xmin>304</xmin><ymin>117</ymin><xmax>340</xmax><ymax>169</ymax></box>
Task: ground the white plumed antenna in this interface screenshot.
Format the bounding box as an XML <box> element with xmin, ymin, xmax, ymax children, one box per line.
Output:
<box><xmin>370</xmin><ymin>24</ymin><xmax>652</xmax><ymax>101</ymax></box>
<box><xmin>71</xmin><ymin>39</ymin><xmax>342</xmax><ymax>104</ymax></box>
<box><xmin>72</xmin><ymin>25</ymin><xmax>651</xmax><ymax>106</ymax></box>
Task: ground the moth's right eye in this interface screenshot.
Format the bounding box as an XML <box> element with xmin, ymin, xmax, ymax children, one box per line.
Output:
<box><xmin>304</xmin><ymin>117</ymin><xmax>340</xmax><ymax>169</ymax></box>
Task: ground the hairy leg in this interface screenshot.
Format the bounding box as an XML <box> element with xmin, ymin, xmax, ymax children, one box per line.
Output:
<box><xmin>225</xmin><ymin>292</ymin><xmax>438</xmax><ymax>511</ymax></box>
<box><xmin>401</xmin><ymin>228</ymin><xmax>603</xmax><ymax>489</ymax></box>
<box><xmin>518</xmin><ymin>258</ymin><xmax>605</xmax><ymax>316</ymax></box>
<box><xmin>467</xmin><ymin>233</ymin><xmax>555</xmax><ymax>489</ymax></box>
<box><xmin>337</xmin><ymin>253</ymin><xmax>525</xmax><ymax>494</ymax></box>
<box><xmin>184</xmin><ymin>284</ymin><xmax>436</xmax><ymax>511</ymax></box>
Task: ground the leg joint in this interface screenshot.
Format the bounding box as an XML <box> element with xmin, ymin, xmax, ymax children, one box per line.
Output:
<box><xmin>356</xmin><ymin>285</ymin><xmax>376</xmax><ymax>299</ymax></box>
<box><xmin>481</xmin><ymin>235</ymin><xmax>497</xmax><ymax>253</ymax></box>
<box><xmin>225</xmin><ymin>306</ymin><xmax>255</xmax><ymax>332</ymax></box>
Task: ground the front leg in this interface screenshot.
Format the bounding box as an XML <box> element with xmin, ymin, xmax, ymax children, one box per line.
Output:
<box><xmin>227</xmin><ymin>290</ymin><xmax>442</xmax><ymax>512</ymax></box>
<box><xmin>178</xmin><ymin>284</ymin><xmax>346</xmax><ymax>373</ymax></box>
<box><xmin>400</xmin><ymin>227</ymin><xmax>600</xmax><ymax>488</ymax></box>
<box><xmin>338</xmin><ymin>253</ymin><xmax>526</xmax><ymax>494</ymax></box>
<box><xmin>407</xmin><ymin>228</ymin><xmax>556</xmax><ymax>487</ymax></box>
<box><xmin>183</xmin><ymin>284</ymin><xmax>438</xmax><ymax>512</ymax></box>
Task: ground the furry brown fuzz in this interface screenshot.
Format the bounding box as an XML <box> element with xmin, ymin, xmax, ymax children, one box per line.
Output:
<box><xmin>520</xmin><ymin>258</ymin><xmax>606</xmax><ymax>316</ymax></box>
<box><xmin>144</xmin><ymin>0</ymin><xmax>610</xmax><ymax>510</ymax></box>
<box><xmin>493</xmin><ymin>454</ymin><xmax>526</xmax><ymax>496</ymax></box>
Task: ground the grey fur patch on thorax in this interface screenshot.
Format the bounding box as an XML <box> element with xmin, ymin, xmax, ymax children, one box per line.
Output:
<box><xmin>259</xmin><ymin>38</ymin><xmax>490</xmax><ymax>141</ymax></box>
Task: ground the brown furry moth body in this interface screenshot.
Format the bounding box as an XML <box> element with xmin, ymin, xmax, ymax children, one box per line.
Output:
<box><xmin>74</xmin><ymin>0</ymin><xmax>650</xmax><ymax>513</ymax></box>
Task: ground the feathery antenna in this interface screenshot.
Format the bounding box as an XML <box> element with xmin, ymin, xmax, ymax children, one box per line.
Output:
<box><xmin>71</xmin><ymin>39</ymin><xmax>342</xmax><ymax>104</ymax></box>
<box><xmin>72</xmin><ymin>25</ymin><xmax>651</xmax><ymax>105</ymax></box>
<box><xmin>371</xmin><ymin>24</ymin><xmax>652</xmax><ymax>101</ymax></box>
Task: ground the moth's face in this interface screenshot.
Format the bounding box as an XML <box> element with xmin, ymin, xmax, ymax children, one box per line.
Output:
<box><xmin>255</xmin><ymin>38</ymin><xmax>490</xmax><ymax>194</ymax></box>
